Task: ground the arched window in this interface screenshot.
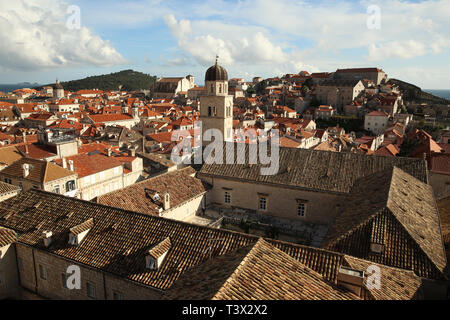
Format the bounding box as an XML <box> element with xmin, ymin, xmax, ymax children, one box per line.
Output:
<box><xmin>219</xmin><ymin>84</ymin><xmax>222</xmax><ymax>94</ymax></box>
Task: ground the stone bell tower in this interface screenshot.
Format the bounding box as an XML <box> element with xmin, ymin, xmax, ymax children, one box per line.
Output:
<box><xmin>200</xmin><ymin>56</ymin><xmax>233</xmax><ymax>143</ymax></box>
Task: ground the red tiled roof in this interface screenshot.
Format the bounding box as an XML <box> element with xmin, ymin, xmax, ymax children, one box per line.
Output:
<box><xmin>375</xmin><ymin>144</ymin><xmax>399</xmax><ymax>157</ymax></box>
<box><xmin>367</xmin><ymin>111</ymin><xmax>389</xmax><ymax>117</ymax></box>
<box><xmin>430</xmin><ymin>153</ymin><xmax>450</xmax><ymax>175</ymax></box>
<box><xmin>16</xmin><ymin>143</ymin><xmax>57</xmax><ymax>160</ymax></box>
<box><xmin>279</xmin><ymin>137</ymin><xmax>301</xmax><ymax>148</ymax></box>
<box><xmin>54</xmin><ymin>153</ymin><xmax>122</xmax><ymax>178</ymax></box>
<box><xmin>87</xmin><ymin>114</ymin><xmax>134</xmax><ymax>123</ymax></box>
<box><xmin>147</xmin><ymin>130</ymin><xmax>194</xmax><ymax>144</ymax></box>
<box><xmin>98</xmin><ymin>167</ymin><xmax>208</xmax><ymax>216</ymax></box>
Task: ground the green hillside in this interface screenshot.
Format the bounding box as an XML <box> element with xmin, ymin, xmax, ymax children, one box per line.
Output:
<box><xmin>37</xmin><ymin>70</ymin><xmax>157</xmax><ymax>92</ymax></box>
<box><xmin>388</xmin><ymin>78</ymin><xmax>450</xmax><ymax>104</ymax></box>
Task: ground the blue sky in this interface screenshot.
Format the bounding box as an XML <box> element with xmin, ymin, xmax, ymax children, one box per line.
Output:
<box><xmin>0</xmin><ymin>0</ymin><xmax>449</xmax><ymax>89</ymax></box>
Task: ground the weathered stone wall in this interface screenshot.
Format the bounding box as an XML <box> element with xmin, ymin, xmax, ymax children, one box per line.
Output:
<box><xmin>0</xmin><ymin>244</ymin><xmax>20</xmax><ymax>299</ymax></box>
<box><xmin>198</xmin><ymin>176</ymin><xmax>344</xmax><ymax>224</ymax></box>
<box><xmin>15</xmin><ymin>244</ymin><xmax>162</xmax><ymax>300</ymax></box>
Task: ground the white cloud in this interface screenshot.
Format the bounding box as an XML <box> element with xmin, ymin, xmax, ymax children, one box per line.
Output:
<box><xmin>163</xmin><ymin>14</ymin><xmax>311</xmax><ymax>75</ymax></box>
<box><xmin>368</xmin><ymin>40</ymin><xmax>428</xmax><ymax>61</ymax></box>
<box><xmin>0</xmin><ymin>0</ymin><xmax>125</xmax><ymax>71</ymax></box>
<box><xmin>167</xmin><ymin>0</ymin><xmax>450</xmax><ymax>67</ymax></box>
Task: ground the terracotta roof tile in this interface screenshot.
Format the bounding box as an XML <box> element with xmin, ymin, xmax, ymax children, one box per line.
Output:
<box><xmin>54</xmin><ymin>153</ymin><xmax>122</xmax><ymax>178</ymax></box>
<box><xmin>0</xmin><ymin>190</ymin><xmax>428</xmax><ymax>298</ymax></box>
<box><xmin>164</xmin><ymin>239</ymin><xmax>358</xmax><ymax>300</ymax></box>
<box><xmin>324</xmin><ymin>167</ymin><xmax>447</xmax><ymax>279</ymax></box>
<box><xmin>0</xmin><ymin>227</ymin><xmax>17</xmax><ymax>247</ymax></box>
<box><xmin>0</xmin><ymin>181</ymin><xmax>20</xmax><ymax>195</ymax></box>
<box><xmin>199</xmin><ymin>144</ymin><xmax>428</xmax><ymax>194</ymax></box>
<box><xmin>70</xmin><ymin>218</ymin><xmax>94</xmax><ymax>235</ymax></box>
<box><xmin>98</xmin><ymin>167</ymin><xmax>207</xmax><ymax>216</ymax></box>
<box><xmin>1</xmin><ymin>158</ymin><xmax>76</xmax><ymax>183</ymax></box>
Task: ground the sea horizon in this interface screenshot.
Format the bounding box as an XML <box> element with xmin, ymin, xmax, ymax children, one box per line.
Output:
<box><xmin>424</xmin><ymin>89</ymin><xmax>450</xmax><ymax>100</ymax></box>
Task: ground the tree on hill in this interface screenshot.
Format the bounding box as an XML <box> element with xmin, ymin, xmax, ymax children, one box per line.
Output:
<box><xmin>246</xmin><ymin>85</ymin><xmax>256</xmax><ymax>96</ymax></box>
<box><xmin>303</xmin><ymin>78</ymin><xmax>313</xmax><ymax>90</ymax></box>
<box><xmin>36</xmin><ymin>70</ymin><xmax>157</xmax><ymax>92</ymax></box>
<box><xmin>399</xmin><ymin>138</ymin><xmax>420</xmax><ymax>157</ymax></box>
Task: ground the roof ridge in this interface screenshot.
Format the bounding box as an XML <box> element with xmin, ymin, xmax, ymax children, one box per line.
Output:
<box><xmin>325</xmin><ymin>210</ymin><xmax>385</xmax><ymax>248</ymax></box>
<box><xmin>98</xmin><ymin>166</ymin><xmax>196</xmax><ymax>198</ymax></box>
<box><xmin>386</xmin><ymin>167</ymin><xmax>447</xmax><ymax>273</ymax></box>
<box><xmin>17</xmin><ymin>189</ymin><xmax>348</xmax><ymax>260</ymax></box>
<box><xmin>211</xmin><ymin>239</ymin><xmax>272</xmax><ymax>299</ymax></box>
<box><xmin>213</xmin><ymin>239</ymin><xmax>357</xmax><ymax>300</ymax></box>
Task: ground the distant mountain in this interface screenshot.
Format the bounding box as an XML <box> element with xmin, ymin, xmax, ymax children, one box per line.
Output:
<box><xmin>388</xmin><ymin>79</ymin><xmax>450</xmax><ymax>104</ymax></box>
<box><xmin>36</xmin><ymin>70</ymin><xmax>157</xmax><ymax>92</ymax></box>
<box><xmin>0</xmin><ymin>82</ymin><xmax>41</xmax><ymax>93</ymax></box>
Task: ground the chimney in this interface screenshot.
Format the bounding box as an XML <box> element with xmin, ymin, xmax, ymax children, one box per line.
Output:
<box><xmin>128</xmin><ymin>148</ymin><xmax>136</xmax><ymax>157</ymax></box>
<box><xmin>22</xmin><ymin>163</ymin><xmax>30</xmax><ymax>178</ymax></box>
<box><xmin>62</xmin><ymin>157</ymin><xmax>67</xmax><ymax>169</ymax></box>
<box><xmin>337</xmin><ymin>266</ymin><xmax>365</xmax><ymax>297</ymax></box>
<box><xmin>107</xmin><ymin>147</ymin><xmax>112</xmax><ymax>157</ymax></box>
<box><xmin>43</xmin><ymin>231</ymin><xmax>53</xmax><ymax>247</ymax></box>
<box><xmin>68</xmin><ymin>160</ymin><xmax>74</xmax><ymax>171</ymax></box>
<box><xmin>22</xmin><ymin>132</ymin><xmax>27</xmax><ymax>143</ymax></box>
<box><xmin>163</xmin><ymin>193</ymin><xmax>170</xmax><ymax>210</ymax></box>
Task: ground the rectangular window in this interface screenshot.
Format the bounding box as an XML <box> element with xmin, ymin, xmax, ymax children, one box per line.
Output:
<box><xmin>259</xmin><ymin>197</ymin><xmax>267</xmax><ymax>211</ymax></box>
<box><xmin>297</xmin><ymin>203</ymin><xmax>306</xmax><ymax>217</ymax></box>
<box><xmin>224</xmin><ymin>191</ymin><xmax>231</xmax><ymax>204</ymax></box>
<box><xmin>87</xmin><ymin>282</ymin><xmax>96</xmax><ymax>299</ymax></box>
<box><xmin>53</xmin><ymin>185</ymin><xmax>60</xmax><ymax>194</ymax></box>
<box><xmin>39</xmin><ymin>265</ymin><xmax>47</xmax><ymax>280</ymax></box>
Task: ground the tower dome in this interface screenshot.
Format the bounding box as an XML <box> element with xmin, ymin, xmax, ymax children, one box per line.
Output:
<box><xmin>205</xmin><ymin>57</ymin><xmax>228</xmax><ymax>82</ymax></box>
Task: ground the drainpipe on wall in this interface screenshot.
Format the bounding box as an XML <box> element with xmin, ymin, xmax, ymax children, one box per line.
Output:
<box><xmin>31</xmin><ymin>248</ymin><xmax>39</xmax><ymax>294</ymax></box>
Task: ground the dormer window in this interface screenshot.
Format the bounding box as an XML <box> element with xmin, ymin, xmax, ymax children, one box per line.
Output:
<box><xmin>146</xmin><ymin>237</ymin><xmax>171</xmax><ymax>271</ymax></box>
<box><xmin>69</xmin><ymin>218</ymin><xmax>94</xmax><ymax>246</ymax></box>
<box><xmin>337</xmin><ymin>266</ymin><xmax>365</xmax><ymax>297</ymax></box>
